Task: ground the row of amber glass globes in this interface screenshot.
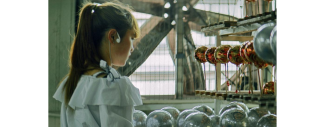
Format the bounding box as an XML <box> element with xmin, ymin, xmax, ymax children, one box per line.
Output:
<box><xmin>194</xmin><ymin>41</ymin><xmax>271</xmax><ymax>68</ymax></box>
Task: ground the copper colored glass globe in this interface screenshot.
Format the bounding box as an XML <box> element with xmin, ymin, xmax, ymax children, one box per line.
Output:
<box><xmin>240</xmin><ymin>41</ymin><xmax>250</xmax><ymax>64</ymax></box>
<box><xmin>263</xmin><ymin>81</ymin><xmax>275</xmax><ymax>94</ymax></box>
<box><xmin>244</xmin><ymin>41</ymin><xmax>256</xmax><ymax>63</ymax></box>
<box><xmin>219</xmin><ymin>108</ymin><xmax>247</xmax><ymax>127</ymax></box>
<box><xmin>133</xmin><ymin>110</ymin><xmax>148</xmax><ymax>127</ymax></box>
<box><xmin>192</xmin><ymin>105</ymin><xmax>215</xmax><ymax>116</ymax></box>
<box><xmin>205</xmin><ymin>47</ymin><xmax>218</xmax><ymax>64</ymax></box>
<box><xmin>146</xmin><ymin>110</ymin><xmax>175</xmax><ymax>127</ymax></box>
<box><xmin>227</xmin><ymin>45</ymin><xmax>244</xmax><ymax>66</ymax></box>
<box><xmin>161</xmin><ymin>106</ymin><xmax>180</xmax><ymax>125</ymax></box>
<box><xmin>247</xmin><ymin>107</ymin><xmax>271</xmax><ymax>127</ymax></box>
<box><xmin>183</xmin><ymin>112</ymin><xmax>211</xmax><ymax>127</ymax></box>
<box><xmin>215</xmin><ymin>45</ymin><xmax>232</xmax><ymax>64</ymax></box>
<box><xmin>254</xmin><ymin>56</ymin><xmax>269</xmax><ymax>68</ymax></box>
<box><xmin>256</xmin><ymin>114</ymin><xmax>276</xmax><ymax>127</ymax></box>
<box><xmin>245</xmin><ymin>41</ymin><xmax>268</xmax><ymax>68</ymax></box>
<box><xmin>209</xmin><ymin>115</ymin><xmax>221</xmax><ymax>127</ymax></box>
<box><xmin>176</xmin><ymin>109</ymin><xmax>199</xmax><ymax>127</ymax></box>
<box><xmin>195</xmin><ymin>46</ymin><xmax>208</xmax><ymax>63</ymax></box>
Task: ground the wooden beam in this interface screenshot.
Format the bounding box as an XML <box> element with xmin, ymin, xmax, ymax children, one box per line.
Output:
<box><xmin>183</xmin><ymin>22</ymin><xmax>205</xmax><ymax>94</ymax></box>
<box><xmin>113</xmin><ymin>16</ymin><xmax>161</xmax><ymax>70</ymax></box>
<box><xmin>188</xmin><ymin>21</ymin><xmax>201</xmax><ymax>32</ymax></box>
<box><xmin>117</xmin><ymin>19</ymin><xmax>174</xmax><ymax>76</ymax></box>
<box><xmin>184</xmin><ymin>0</ymin><xmax>200</xmax><ymax>11</ymax></box>
<box><xmin>166</xmin><ymin>28</ymin><xmax>176</xmax><ymax>64</ymax></box>
<box><xmin>190</xmin><ymin>0</ymin><xmax>200</xmax><ymax>5</ymax></box>
<box><xmin>134</xmin><ymin>16</ymin><xmax>163</xmax><ymax>47</ymax></box>
<box><xmin>92</xmin><ymin>0</ymin><xmax>164</xmax><ymax>17</ymax></box>
<box><xmin>184</xmin><ymin>22</ymin><xmax>195</xmax><ymax>47</ymax></box>
<box><xmin>182</xmin><ymin>23</ymin><xmax>194</xmax><ymax>95</ymax></box>
<box><xmin>137</xmin><ymin>0</ymin><xmax>164</xmax><ymax>5</ymax></box>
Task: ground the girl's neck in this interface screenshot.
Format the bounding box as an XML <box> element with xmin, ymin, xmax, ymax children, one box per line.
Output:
<box><xmin>83</xmin><ymin>65</ymin><xmax>105</xmax><ymax>76</ymax></box>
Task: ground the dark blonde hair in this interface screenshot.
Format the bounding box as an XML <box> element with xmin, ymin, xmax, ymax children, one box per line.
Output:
<box><xmin>62</xmin><ymin>1</ymin><xmax>140</xmax><ymax>105</ymax></box>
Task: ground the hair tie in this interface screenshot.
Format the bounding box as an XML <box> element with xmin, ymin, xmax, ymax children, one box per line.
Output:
<box><xmin>92</xmin><ymin>3</ymin><xmax>101</xmax><ymax>13</ymax></box>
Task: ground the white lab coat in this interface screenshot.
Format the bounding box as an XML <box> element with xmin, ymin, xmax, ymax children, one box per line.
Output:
<box><xmin>53</xmin><ymin>60</ymin><xmax>143</xmax><ymax>127</ymax></box>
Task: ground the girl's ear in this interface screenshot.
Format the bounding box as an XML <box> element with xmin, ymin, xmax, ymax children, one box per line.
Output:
<box><xmin>107</xmin><ymin>29</ymin><xmax>117</xmax><ymax>44</ymax></box>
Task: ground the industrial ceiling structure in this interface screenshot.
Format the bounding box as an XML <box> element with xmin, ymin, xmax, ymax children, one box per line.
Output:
<box><xmin>93</xmin><ymin>0</ymin><xmax>238</xmax><ymax>95</ymax></box>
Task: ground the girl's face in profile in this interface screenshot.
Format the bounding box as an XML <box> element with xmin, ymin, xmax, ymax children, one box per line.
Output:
<box><xmin>103</xmin><ymin>29</ymin><xmax>135</xmax><ymax>67</ymax></box>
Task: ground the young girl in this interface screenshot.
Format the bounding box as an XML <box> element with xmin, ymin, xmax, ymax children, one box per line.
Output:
<box><xmin>53</xmin><ymin>1</ymin><xmax>142</xmax><ymax>127</ymax></box>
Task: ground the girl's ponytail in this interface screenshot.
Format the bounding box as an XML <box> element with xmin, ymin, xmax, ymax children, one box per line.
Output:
<box><xmin>63</xmin><ymin>3</ymin><xmax>96</xmax><ymax>105</ymax></box>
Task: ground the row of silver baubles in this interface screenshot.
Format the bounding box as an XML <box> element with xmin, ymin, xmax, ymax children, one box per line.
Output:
<box><xmin>133</xmin><ymin>101</ymin><xmax>276</xmax><ymax>127</ymax></box>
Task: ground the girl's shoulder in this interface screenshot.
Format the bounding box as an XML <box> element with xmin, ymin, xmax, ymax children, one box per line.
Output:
<box><xmin>53</xmin><ymin>73</ymin><xmax>143</xmax><ymax>110</ymax></box>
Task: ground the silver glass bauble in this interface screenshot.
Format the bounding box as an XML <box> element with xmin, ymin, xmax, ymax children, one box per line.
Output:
<box><xmin>192</xmin><ymin>105</ymin><xmax>215</xmax><ymax>116</ymax></box>
<box><xmin>161</xmin><ymin>106</ymin><xmax>180</xmax><ymax>121</ymax></box>
<box><xmin>161</xmin><ymin>106</ymin><xmax>180</xmax><ymax>126</ymax></box>
<box><xmin>209</xmin><ymin>115</ymin><xmax>221</xmax><ymax>127</ymax></box>
<box><xmin>183</xmin><ymin>112</ymin><xmax>211</xmax><ymax>127</ymax></box>
<box><xmin>270</xmin><ymin>26</ymin><xmax>277</xmax><ymax>65</ymax></box>
<box><xmin>146</xmin><ymin>110</ymin><xmax>175</xmax><ymax>127</ymax></box>
<box><xmin>218</xmin><ymin>103</ymin><xmax>244</xmax><ymax>116</ymax></box>
<box><xmin>133</xmin><ymin>110</ymin><xmax>147</xmax><ymax>127</ymax></box>
<box><xmin>176</xmin><ymin>109</ymin><xmax>199</xmax><ymax>127</ymax></box>
<box><xmin>253</xmin><ymin>22</ymin><xmax>276</xmax><ymax>65</ymax></box>
<box><xmin>256</xmin><ymin>114</ymin><xmax>276</xmax><ymax>127</ymax></box>
<box><xmin>219</xmin><ymin>108</ymin><xmax>247</xmax><ymax>127</ymax></box>
<box><xmin>228</xmin><ymin>101</ymin><xmax>250</xmax><ymax>114</ymax></box>
<box><xmin>247</xmin><ymin>107</ymin><xmax>271</xmax><ymax>127</ymax></box>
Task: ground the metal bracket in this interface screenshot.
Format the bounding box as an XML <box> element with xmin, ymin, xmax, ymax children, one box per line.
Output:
<box><xmin>175</xmin><ymin>53</ymin><xmax>185</xmax><ymax>58</ymax></box>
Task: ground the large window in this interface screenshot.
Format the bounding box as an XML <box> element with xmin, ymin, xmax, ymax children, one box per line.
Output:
<box><xmin>129</xmin><ymin>1</ymin><xmax>272</xmax><ymax>97</ymax></box>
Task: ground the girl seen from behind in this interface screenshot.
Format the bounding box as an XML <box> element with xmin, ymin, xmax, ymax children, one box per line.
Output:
<box><xmin>53</xmin><ymin>1</ymin><xmax>142</xmax><ymax>127</ymax></box>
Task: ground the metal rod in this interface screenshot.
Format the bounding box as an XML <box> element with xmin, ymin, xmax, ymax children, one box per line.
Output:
<box><xmin>233</xmin><ymin>0</ymin><xmax>237</xmax><ymax>21</ymax></box>
<box><xmin>217</xmin><ymin>0</ymin><xmax>221</xmax><ymax>23</ymax></box>
<box><xmin>203</xmin><ymin>63</ymin><xmax>206</xmax><ymax>90</ymax></box>
<box><xmin>257</xmin><ymin>0</ymin><xmax>260</xmax><ymax>14</ymax></box>
<box><xmin>228</xmin><ymin>0</ymin><xmax>230</xmax><ymax>21</ymax></box>
<box><xmin>225</xmin><ymin>64</ymin><xmax>228</xmax><ymax>94</ymax></box>
<box><xmin>175</xmin><ymin>0</ymin><xmax>185</xmax><ymax>99</ymax></box>
<box><xmin>249</xmin><ymin>64</ymin><xmax>253</xmax><ymax>94</ymax></box>
<box><xmin>258</xmin><ymin>69</ymin><xmax>263</xmax><ymax>96</ymax></box>
<box><xmin>252</xmin><ymin>1</ymin><xmax>256</xmax><ymax>16</ymax></box>
<box><xmin>215</xmin><ymin>64</ymin><xmax>218</xmax><ymax>92</ymax></box>
<box><xmin>239</xmin><ymin>65</ymin><xmax>242</xmax><ymax>92</ymax></box>
<box><xmin>245</xmin><ymin>1</ymin><xmax>249</xmax><ymax>17</ymax></box>
<box><xmin>216</xmin><ymin>33</ymin><xmax>221</xmax><ymax>93</ymax></box>
<box><xmin>227</xmin><ymin>63</ymin><xmax>229</xmax><ymax>91</ymax></box>
<box><xmin>274</xmin><ymin>66</ymin><xmax>276</xmax><ymax>96</ymax></box>
<box><xmin>243</xmin><ymin>64</ymin><xmax>246</xmax><ymax>90</ymax></box>
<box><xmin>236</xmin><ymin>65</ymin><xmax>239</xmax><ymax>93</ymax></box>
<box><xmin>267</xmin><ymin>1</ymin><xmax>271</xmax><ymax>12</ymax></box>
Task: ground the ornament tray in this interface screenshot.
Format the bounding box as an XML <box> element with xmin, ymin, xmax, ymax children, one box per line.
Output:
<box><xmin>195</xmin><ymin>90</ymin><xmax>276</xmax><ymax>111</ymax></box>
<box><xmin>201</xmin><ymin>11</ymin><xmax>276</xmax><ymax>37</ymax></box>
